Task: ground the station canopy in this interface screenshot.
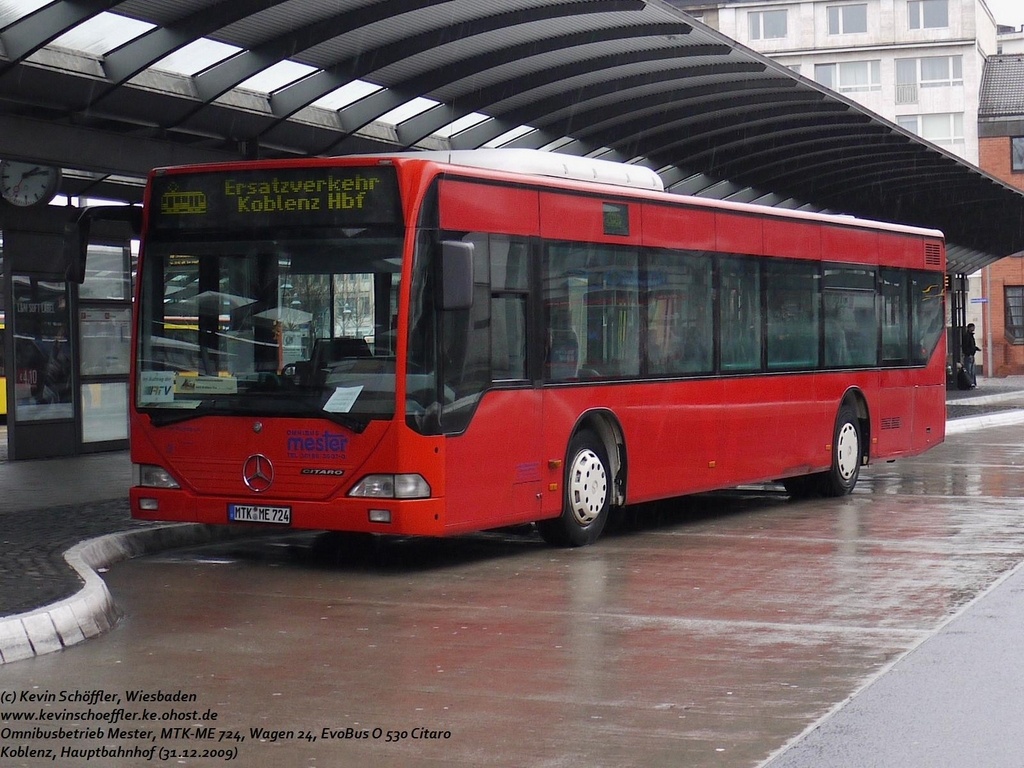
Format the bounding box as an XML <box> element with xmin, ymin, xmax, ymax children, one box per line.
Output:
<box><xmin>0</xmin><ymin>0</ymin><xmax>1020</xmax><ymax>274</ymax></box>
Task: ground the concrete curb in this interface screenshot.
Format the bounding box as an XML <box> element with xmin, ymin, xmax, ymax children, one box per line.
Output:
<box><xmin>0</xmin><ymin>523</ymin><xmax>268</xmax><ymax>665</ymax></box>
<box><xmin>945</xmin><ymin>409</ymin><xmax>1024</xmax><ymax>435</ymax></box>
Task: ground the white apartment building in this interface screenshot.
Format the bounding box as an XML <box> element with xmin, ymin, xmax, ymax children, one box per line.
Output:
<box><xmin>669</xmin><ymin>0</ymin><xmax>1001</xmax><ymax>164</ymax></box>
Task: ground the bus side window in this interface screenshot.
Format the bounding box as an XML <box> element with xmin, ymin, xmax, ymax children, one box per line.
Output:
<box><xmin>646</xmin><ymin>249</ymin><xmax>712</xmax><ymax>376</ymax></box>
<box><xmin>720</xmin><ymin>256</ymin><xmax>762</xmax><ymax>372</ymax></box>
<box><xmin>824</xmin><ymin>267</ymin><xmax>877</xmax><ymax>368</ymax></box>
<box><xmin>546</xmin><ymin>316</ymin><xmax>579</xmax><ymax>380</ymax></box>
<box><xmin>490</xmin><ymin>236</ymin><xmax>529</xmax><ymax>382</ymax></box>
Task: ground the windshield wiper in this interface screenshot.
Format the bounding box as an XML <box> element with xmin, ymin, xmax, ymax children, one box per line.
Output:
<box><xmin>146</xmin><ymin>403</ymin><xmax>214</xmax><ymax>427</ymax></box>
<box><xmin>145</xmin><ymin>398</ymin><xmax>370</xmax><ymax>433</ymax></box>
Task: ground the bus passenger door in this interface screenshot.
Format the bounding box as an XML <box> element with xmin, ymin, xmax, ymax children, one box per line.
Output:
<box><xmin>440</xmin><ymin>233</ymin><xmax>543</xmax><ymax>531</ymax></box>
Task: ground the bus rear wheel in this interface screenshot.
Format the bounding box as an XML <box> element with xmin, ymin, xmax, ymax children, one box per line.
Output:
<box><xmin>537</xmin><ymin>429</ymin><xmax>611</xmax><ymax>547</ymax></box>
<box><xmin>821</xmin><ymin>404</ymin><xmax>862</xmax><ymax>496</ymax></box>
<box><xmin>783</xmin><ymin>404</ymin><xmax>862</xmax><ymax>498</ymax></box>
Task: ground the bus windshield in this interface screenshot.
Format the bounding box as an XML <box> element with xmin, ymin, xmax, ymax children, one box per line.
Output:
<box><xmin>137</xmin><ymin>230</ymin><xmax>403</xmax><ymax>430</ymax></box>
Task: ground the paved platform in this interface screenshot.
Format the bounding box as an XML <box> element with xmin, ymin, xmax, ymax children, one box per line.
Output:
<box><xmin>1</xmin><ymin>377</ymin><xmax>1023</xmax><ymax>666</ymax></box>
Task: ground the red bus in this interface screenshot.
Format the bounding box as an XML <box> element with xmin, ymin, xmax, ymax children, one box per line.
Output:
<box><xmin>125</xmin><ymin>149</ymin><xmax>945</xmax><ymax>546</ymax></box>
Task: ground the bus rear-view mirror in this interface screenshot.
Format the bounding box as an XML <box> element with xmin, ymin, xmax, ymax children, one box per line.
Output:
<box><xmin>64</xmin><ymin>205</ymin><xmax>142</xmax><ymax>284</ymax></box>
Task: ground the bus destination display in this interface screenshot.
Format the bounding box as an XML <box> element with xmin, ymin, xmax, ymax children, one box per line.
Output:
<box><xmin>149</xmin><ymin>165</ymin><xmax>401</xmax><ymax>232</ymax></box>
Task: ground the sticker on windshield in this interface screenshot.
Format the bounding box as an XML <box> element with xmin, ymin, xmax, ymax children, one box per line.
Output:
<box><xmin>324</xmin><ymin>385</ymin><xmax>363</xmax><ymax>414</ymax></box>
<box><xmin>139</xmin><ymin>371</ymin><xmax>176</xmax><ymax>404</ymax></box>
<box><xmin>175</xmin><ymin>375</ymin><xmax>238</xmax><ymax>395</ymax></box>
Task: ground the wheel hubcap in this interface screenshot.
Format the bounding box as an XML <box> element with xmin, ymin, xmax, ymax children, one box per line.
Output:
<box><xmin>835</xmin><ymin>422</ymin><xmax>859</xmax><ymax>482</ymax></box>
<box><xmin>567</xmin><ymin>449</ymin><xmax>607</xmax><ymax>526</ymax></box>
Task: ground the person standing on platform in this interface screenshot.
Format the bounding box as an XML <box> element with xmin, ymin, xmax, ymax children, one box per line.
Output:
<box><xmin>961</xmin><ymin>323</ymin><xmax>980</xmax><ymax>389</ymax></box>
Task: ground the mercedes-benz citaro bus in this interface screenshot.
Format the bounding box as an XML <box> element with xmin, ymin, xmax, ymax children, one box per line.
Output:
<box><xmin>119</xmin><ymin>149</ymin><xmax>945</xmax><ymax>546</ymax></box>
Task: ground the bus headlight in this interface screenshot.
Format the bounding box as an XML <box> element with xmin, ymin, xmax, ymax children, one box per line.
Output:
<box><xmin>133</xmin><ymin>463</ymin><xmax>180</xmax><ymax>489</ymax></box>
<box><xmin>349</xmin><ymin>474</ymin><xmax>430</xmax><ymax>499</ymax></box>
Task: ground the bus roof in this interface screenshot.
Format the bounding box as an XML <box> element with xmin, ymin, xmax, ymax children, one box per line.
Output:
<box><xmin>371</xmin><ymin>149</ymin><xmax>944</xmax><ymax>241</ymax></box>
<box><xmin>350</xmin><ymin>148</ymin><xmax>665</xmax><ymax>192</ymax></box>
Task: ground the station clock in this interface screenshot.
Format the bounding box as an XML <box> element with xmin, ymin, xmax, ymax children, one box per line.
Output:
<box><xmin>0</xmin><ymin>160</ymin><xmax>62</xmax><ymax>207</ymax></box>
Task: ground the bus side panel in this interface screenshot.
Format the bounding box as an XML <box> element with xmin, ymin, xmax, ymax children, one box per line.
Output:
<box><xmin>877</xmin><ymin>232</ymin><xmax>916</xmax><ymax>268</ymax></box>
<box><xmin>764</xmin><ymin>218</ymin><xmax>821</xmax><ymax>261</ymax></box>
<box><xmin>873</xmin><ymin>369</ymin><xmax>915</xmax><ymax>456</ymax></box>
<box><xmin>541</xmin><ymin>377</ymin><xmax>835</xmax><ymax>509</ymax></box>
<box><xmin>444</xmin><ymin>389</ymin><xmax>544</xmax><ymax>533</ymax></box>
<box><xmin>716</xmin><ymin>212</ymin><xmax>763</xmax><ymax>255</ymax></box>
<box><xmin>910</xmin><ymin>348</ymin><xmax>947</xmax><ymax>454</ymax></box>
<box><xmin>642</xmin><ymin>204</ymin><xmax>716</xmax><ymax>250</ymax></box>
<box><xmin>871</xmin><ymin>362</ymin><xmax>946</xmax><ymax>459</ymax></box>
<box><xmin>821</xmin><ymin>226</ymin><xmax>879</xmax><ymax>266</ymax></box>
<box><xmin>912</xmin><ymin>382</ymin><xmax>946</xmax><ymax>453</ymax></box>
<box><xmin>438</xmin><ymin>179</ymin><xmax>540</xmax><ymax>235</ymax></box>
<box><xmin>615</xmin><ymin>379</ymin><xmax>725</xmax><ymax>503</ymax></box>
<box><xmin>715</xmin><ymin>374</ymin><xmax>832</xmax><ymax>484</ymax></box>
<box><xmin>538</xmin><ymin>192</ymin><xmax>643</xmax><ymax>244</ymax></box>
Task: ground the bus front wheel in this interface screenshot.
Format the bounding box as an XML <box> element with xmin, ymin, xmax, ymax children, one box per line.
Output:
<box><xmin>537</xmin><ymin>429</ymin><xmax>611</xmax><ymax>547</ymax></box>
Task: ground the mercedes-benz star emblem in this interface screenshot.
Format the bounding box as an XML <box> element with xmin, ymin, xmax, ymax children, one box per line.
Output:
<box><xmin>242</xmin><ymin>454</ymin><xmax>274</xmax><ymax>493</ymax></box>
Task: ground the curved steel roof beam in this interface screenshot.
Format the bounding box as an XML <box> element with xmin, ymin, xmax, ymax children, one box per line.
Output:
<box><xmin>620</xmin><ymin>105</ymin><xmax>867</xmax><ymax>167</ymax></box>
<box><xmin>99</xmin><ymin>0</ymin><xmax>282</xmax><ymax>87</ymax></box>
<box><xmin>631</xmin><ymin>110</ymin><xmax>875</xmax><ymax>166</ymax></box>
<box><xmin>721</xmin><ymin>131</ymin><xmax>992</xmax><ymax>201</ymax></box>
<box><xmin>190</xmin><ymin>0</ymin><xmax>461</xmax><ymax>106</ymax></box>
<box><xmin>531</xmin><ymin>74</ymin><xmax>806</xmax><ymax>138</ymax></box>
<box><xmin>264</xmin><ymin>1</ymin><xmax>652</xmax><ymax>127</ymax></box>
<box><xmin>640</xmin><ymin>126</ymin><xmax>889</xmax><ymax>201</ymax></box>
<box><xmin>316</xmin><ymin>45</ymin><xmax>715</xmax><ymax>154</ymax></box>
<box><xmin>576</xmin><ymin>89</ymin><xmax>831</xmax><ymax>149</ymax></box>
<box><xmin>393</xmin><ymin>26</ymin><xmax>704</xmax><ymax>146</ymax></box>
<box><xmin>391</xmin><ymin>45</ymin><xmax>738</xmax><ymax>150</ymax></box>
<box><xmin>759</xmin><ymin>150</ymin><xmax>958</xmax><ymax>197</ymax></box>
<box><xmin>448</xmin><ymin>65</ymin><xmax>777</xmax><ymax>148</ymax></box>
<box><xmin>0</xmin><ymin>0</ymin><xmax>118</xmax><ymax>70</ymax></box>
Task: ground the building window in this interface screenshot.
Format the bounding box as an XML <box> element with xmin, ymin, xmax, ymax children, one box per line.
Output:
<box><xmin>897</xmin><ymin>112</ymin><xmax>963</xmax><ymax>146</ymax></box>
<box><xmin>895</xmin><ymin>56</ymin><xmax>962</xmax><ymax>104</ymax></box>
<box><xmin>1012</xmin><ymin>138</ymin><xmax>1024</xmax><ymax>171</ymax></box>
<box><xmin>908</xmin><ymin>0</ymin><xmax>948</xmax><ymax>30</ymax></box>
<box><xmin>749</xmin><ymin>9</ymin><xmax>788</xmax><ymax>40</ymax></box>
<box><xmin>920</xmin><ymin>55</ymin><xmax>962</xmax><ymax>86</ymax></box>
<box><xmin>815</xmin><ymin>61</ymin><xmax>881</xmax><ymax>92</ymax></box>
<box><xmin>828</xmin><ymin>4</ymin><xmax>868</xmax><ymax>34</ymax></box>
<box><xmin>1006</xmin><ymin>287</ymin><xmax>1024</xmax><ymax>344</ymax></box>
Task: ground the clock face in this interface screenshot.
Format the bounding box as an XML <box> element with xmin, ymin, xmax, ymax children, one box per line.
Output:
<box><xmin>0</xmin><ymin>160</ymin><xmax>61</xmax><ymax>207</ymax></box>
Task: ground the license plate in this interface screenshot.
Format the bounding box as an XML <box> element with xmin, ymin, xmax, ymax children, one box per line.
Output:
<box><xmin>228</xmin><ymin>504</ymin><xmax>291</xmax><ymax>525</ymax></box>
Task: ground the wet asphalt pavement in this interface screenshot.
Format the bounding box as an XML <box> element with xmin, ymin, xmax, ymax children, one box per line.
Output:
<box><xmin>3</xmin><ymin>414</ymin><xmax>1024</xmax><ymax>767</ymax></box>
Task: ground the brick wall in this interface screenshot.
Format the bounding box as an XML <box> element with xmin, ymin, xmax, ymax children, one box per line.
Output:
<box><xmin>974</xmin><ymin>138</ymin><xmax>1024</xmax><ymax>378</ymax></box>
<box><xmin>978</xmin><ymin>137</ymin><xmax>1024</xmax><ymax>376</ymax></box>
<box><xmin>979</xmin><ymin>136</ymin><xmax>1016</xmax><ymax>184</ymax></box>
